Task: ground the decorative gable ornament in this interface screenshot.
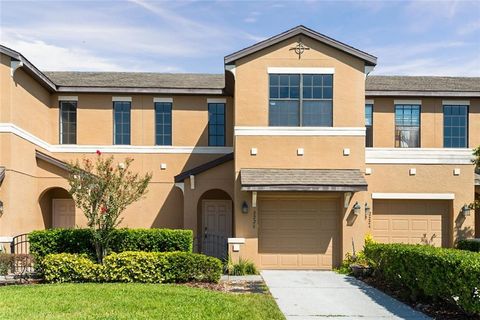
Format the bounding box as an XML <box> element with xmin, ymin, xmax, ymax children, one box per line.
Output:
<box><xmin>289</xmin><ymin>37</ymin><xmax>310</xmax><ymax>59</ymax></box>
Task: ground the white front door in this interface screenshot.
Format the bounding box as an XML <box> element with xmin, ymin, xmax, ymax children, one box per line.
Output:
<box><xmin>202</xmin><ymin>200</ymin><xmax>232</xmax><ymax>259</ymax></box>
<box><xmin>52</xmin><ymin>199</ymin><xmax>75</xmax><ymax>228</ymax></box>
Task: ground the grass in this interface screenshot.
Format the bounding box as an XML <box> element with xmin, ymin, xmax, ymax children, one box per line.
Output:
<box><xmin>0</xmin><ymin>283</ymin><xmax>285</xmax><ymax>320</ymax></box>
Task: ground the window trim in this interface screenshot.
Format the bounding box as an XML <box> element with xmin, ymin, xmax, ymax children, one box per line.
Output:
<box><xmin>443</xmin><ymin>104</ymin><xmax>469</xmax><ymax>148</ymax></box>
<box><xmin>59</xmin><ymin>100</ymin><xmax>77</xmax><ymax>145</ymax></box>
<box><xmin>394</xmin><ymin>104</ymin><xmax>421</xmax><ymax>148</ymax></box>
<box><xmin>154</xmin><ymin>101</ymin><xmax>173</xmax><ymax>146</ymax></box>
<box><xmin>268</xmin><ymin>73</ymin><xmax>334</xmax><ymax>127</ymax></box>
<box><xmin>113</xmin><ymin>101</ymin><xmax>131</xmax><ymax>145</ymax></box>
<box><xmin>208</xmin><ymin>102</ymin><xmax>226</xmax><ymax>147</ymax></box>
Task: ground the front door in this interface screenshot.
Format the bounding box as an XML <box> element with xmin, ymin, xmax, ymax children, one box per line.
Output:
<box><xmin>202</xmin><ymin>200</ymin><xmax>232</xmax><ymax>259</ymax></box>
<box><xmin>52</xmin><ymin>199</ymin><xmax>75</xmax><ymax>228</ymax></box>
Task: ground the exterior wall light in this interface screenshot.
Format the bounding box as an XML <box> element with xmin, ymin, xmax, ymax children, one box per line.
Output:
<box><xmin>461</xmin><ymin>204</ymin><xmax>471</xmax><ymax>217</ymax></box>
<box><xmin>242</xmin><ymin>201</ymin><xmax>249</xmax><ymax>214</ymax></box>
<box><xmin>0</xmin><ymin>200</ymin><xmax>3</xmax><ymax>217</ymax></box>
<box><xmin>364</xmin><ymin>202</ymin><xmax>371</xmax><ymax>218</ymax></box>
<box><xmin>352</xmin><ymin>202</ymin><xmax>361</xmax><ymax>216</ymax></box>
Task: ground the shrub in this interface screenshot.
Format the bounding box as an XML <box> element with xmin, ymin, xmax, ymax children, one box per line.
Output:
<box><xmin>364</xmin><ymin>243</ymin><xmax>480</xmax><ymax>315</ymax></box>
<box><xmin>43</xmin><ymin>251</ymin><xmax>222</xmax><ymax>284</ymax></box>
<box><xmin>226</xmin><ymin>257</ymin><xmax>259</xmax><ymax>276</ymax></box>
<box><xmin>457</xmin><ymin>239</ymin><xmax>480</xmax><ymax>252</ymax></box>
<box><xmin>43</xmin><ymin>253</ymin><xmax>101</xmax><ymax>283</ymax></box>
<box><xmin>0</xmin><ymin>253</ymin><xmax>12</xmax><ymax>275</ymax></box>
<box><xmin>30</xmin><ymin>228</ymin><xmax>193</xmax><ymax>268</ymax></box>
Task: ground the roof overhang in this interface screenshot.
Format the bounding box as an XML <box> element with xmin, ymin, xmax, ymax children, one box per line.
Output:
<box><xmin>35</xmin><ymin>150</ymin><xmax>69</xmax><ymax>171</ymax></box>
<box><xmin>175</xmin><ymin>153</ymin><xmax>233</xmax><ymax>182</ymax></box>
<box><xmin>240</xmin><ymin>168</ymin><xmax>368</xmax><ymax>192</ymax></box>
<box><xmin>225</xmin><ymin>25</ymin><xmax>377</xmax><ymax>66</ymax></box>
<box><xmin>0</xmin><ymin>45</ymin><xmax>57</xmax><ymax>92</ymax></box>
<box><xmin>366</xmin><ymin>90</ymin><xmax>480</xmax><ymax>97</ymax></box>
<box><xmin>56</xmin><ymin>86</ymin><xmax>224</xmax><ymax>95</ymax></box>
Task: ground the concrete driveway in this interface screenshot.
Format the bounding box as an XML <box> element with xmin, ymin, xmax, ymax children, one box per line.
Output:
<box><xmin>262</xmin><ymin>270</ymin><xmax>430</xmax><ymax>320</ymax></box>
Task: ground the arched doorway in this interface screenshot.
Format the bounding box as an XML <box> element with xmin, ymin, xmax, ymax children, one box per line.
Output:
<box><xmin>39</xmin><ymin>187</ymin><xmax>75</xmax><ymax>228</ymax></box>
<box><xmin>197</xmin><ymin>189</ymin><xmax>232</xmax><ymax>260</ymax></box>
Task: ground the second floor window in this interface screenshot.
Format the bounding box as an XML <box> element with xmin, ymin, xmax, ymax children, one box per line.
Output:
<box><xmin>60</xmin><ymin>101</ymin><xmax>77</xmax><ymax>144</ymax></box>
<box><xmin>395</xmin><ymin>104</ymin><xmax>420</xmax><ymax>148</ymax></box>
<box><xmin>114</xmin><ymin>101</ymin><xmax>131</xmax><ymax>145</ymax></box>
<box><xmin>444</xmin><ymin>105</ymin><xmax>468</xmax><ymax>148</ymax></box>
<box><xmin>269</xmin><ymin>74</ymin><xmax>333</xmax><ymax>127</ymax></box>
<box><xmin>365</xmin><ymin>104</ymin><xmax>373</xmax><ymax>147</ymax></box>
<box><xmin>208</xmin><ymin>103</ymin><xmax>225</xmax><ymax>146</ymax></box>
<box><xmin>155</xmin><ymin>102</ymin><xmax>172</xmax><ymax>146</ymax></box>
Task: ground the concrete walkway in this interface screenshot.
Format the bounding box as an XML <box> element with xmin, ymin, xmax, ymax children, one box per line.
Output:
<box><xmin>262</xmin><ymin>270</ymin><xmax>430</xmax><ymax>320</ymax></box>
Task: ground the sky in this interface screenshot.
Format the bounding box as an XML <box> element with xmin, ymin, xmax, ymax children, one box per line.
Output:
<box><xmin>0</xmin><ymin>0</ymin><xmax>479</xmax><ymax>76</ymax></box>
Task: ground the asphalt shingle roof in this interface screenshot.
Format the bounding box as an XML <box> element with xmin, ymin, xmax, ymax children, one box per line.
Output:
<box><xmin>366</xmin><ymin>76</ymin><xmax>480</xmax><ymax>93</ymax></box>
<box><xmin>240</xmin><ymin>168</ymin><xmax>367</xmax><ymax>191</ymax></box>
<box><xmin>44</xmin><ymin>72</ymin><xmax>225</xmax><ymax>89</ymax></box>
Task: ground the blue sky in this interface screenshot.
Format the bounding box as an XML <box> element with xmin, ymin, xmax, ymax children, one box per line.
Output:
<box><xmin>1</xmin><ymin>0</ymin><xmax>479</xmax><ymax>76</ymax></box>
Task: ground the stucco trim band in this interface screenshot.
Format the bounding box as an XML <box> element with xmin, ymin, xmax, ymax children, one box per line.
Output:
<box><xmin>372</xmin><ymin>193</ymin><xmax>455</xmax><ymax>200</ymax></box>
<box><xmin>228</xmin><ymin>238</ymin><xmax>246</xmax><ymax>244</ymax></box>
<box><xmin>234</xmin><ymin>126</ymin><xmax>366</xmax><ymax>136</ymax></box>
<box><xmin>0</xmin><ymin>123</ymin><xmax>233</xmax><ymax>154</ymax></box>
<box><xmin>0</xmin><ymin>236</ymin><xmax>13</xmax><ymax>243</ymax></box>
<box><xmin>58</xmin><ymin>96</ymin><xmax>78</xmax><ymax>101</ymax></box>
<box><xmin>442</xmin><ymin>100</ymin><xmax>470</xmax><ymax>106</ymax></box>
<box><xmin>267</xmin><ymin>67</ymin><xmax>335</xmax><ymax>74</ymax></box>
<box><xmin>366</xmin><ymin>148</ymin><xmax>474</xmax><ymax>164</ymax></box>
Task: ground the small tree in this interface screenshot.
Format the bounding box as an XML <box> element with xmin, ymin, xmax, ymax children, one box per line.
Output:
<box><xmin>67</xmin><ymin>151</ymin><xmax>152</xmax><ymax>263</ymax></box>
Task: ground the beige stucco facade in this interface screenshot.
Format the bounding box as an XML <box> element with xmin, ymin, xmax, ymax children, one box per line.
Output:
<box><xmin>0</xmin><ymin>26</ymin><xmax>478</xmax><ymax>269</ymax></box>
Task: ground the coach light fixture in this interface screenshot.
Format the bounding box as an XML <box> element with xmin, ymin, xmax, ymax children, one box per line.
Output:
<box><xmin>0</xmin><ymin>200</ymin><xmax>3</xmax><ymax>217</ymax></box>
<box><xmin>461</xmin><ymin>204</ymin><xmax>471</xmax><ymax>217</ymax></box>
<box><xmin>364</xmin><ymin>202</ymin><xmax>371</xmax><ymax>218</ymax></box>
<box><xmin>242</xmin><ymin>201</ymin><xmax>249</xmax><ymax>214</ymax></box>
<box><xmin>352</xmin><ymin>202</ymin><xmax>361</xmax><ymax>216</ymax></box>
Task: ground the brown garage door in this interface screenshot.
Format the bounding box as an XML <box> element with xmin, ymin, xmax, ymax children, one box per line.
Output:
<box><xmin>372</xmin><ymin>200</ymin><xmax>450</xmax><ymax>247</ymax></box>
<box><xmin>258</xmin><ymin>198</ymin><xmax>339</xmax><ymax>269</ymax></box>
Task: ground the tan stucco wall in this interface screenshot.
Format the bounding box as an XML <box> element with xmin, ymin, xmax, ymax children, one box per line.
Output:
<box><xmin>367</xmin><ymin>96</ymin><xmax>480</xmax><ymax>148</ymax></box>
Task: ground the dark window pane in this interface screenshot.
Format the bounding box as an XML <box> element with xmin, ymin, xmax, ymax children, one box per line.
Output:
<box><xmin>208</xmin><ymin>103</ymin><xmax>226</xmax><ymax>146</ymax></box>
<box><xmin>443</xmin><ymin>105</ymin><xmax>468</xmax><ymax>148</ymax></box>
<box><xmin>302</xmin><ymin>100</ymin><xmax>332</xmax><ymax>126</ymax></box>
<box><xmin>270</xmin><ymin>75</ymin><xmax>279</xmax><ymax>86</ymax></box>
<box><xmin>270</xmin><ymin>86</ymin><xmax>278</xmax><ymax>99</ymax></box>
<box><xmin>269</xmin><ymin>100</ymin><xmax>299</xmax><ymax>126</ymax></box>
<box><xmin>323</xmin><ymin>75</ymin><xmax>333</xmax><ymax>86</ymax></box>
<box><xmin>290</xmin><ymin>75</ymin><xmax>300</xmax><ymax>86</ymax></box>
<box><xmin>322</xmin><ymin>87</ymin><xmax>333</xmax><ymax>99</ymax></box>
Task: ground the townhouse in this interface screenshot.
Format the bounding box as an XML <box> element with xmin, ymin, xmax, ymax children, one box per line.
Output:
<box><xmin>0</xmin><ymin>26</ymin><xmax>479</xmax><ymax>269</ymax></box>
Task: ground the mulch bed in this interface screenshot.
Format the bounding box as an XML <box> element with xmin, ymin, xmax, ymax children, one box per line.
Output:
<box><xmin>183</xmin><ymin>280</ymin><xmax>267</xmax><ymax>294</ymax></box>
<box><xmin>360</xmin><ymin>276</ymin><xmax>479</xmax><ymax>320</ymax></box>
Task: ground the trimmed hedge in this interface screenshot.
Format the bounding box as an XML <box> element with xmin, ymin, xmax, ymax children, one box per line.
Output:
<box><xmin>364</xmin><ymin>243</ymin><xmax>480</xmax><ymax>315</ymax></box>
<box><xmin>457</xmin><ymin>239</ymin><xmax>480</xmax><ymax>253</ymax></box>
<box><xmin>30</xmin><ymin>228</ymin><xmax>193</xmax><ymax>266</ymax></box>
<box><xmin>43</xmin><ymin>252</ymin><xmax>222</xmax><ymax>284</ymax></box>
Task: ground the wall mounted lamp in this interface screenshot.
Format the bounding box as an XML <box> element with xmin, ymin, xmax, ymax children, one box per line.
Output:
<box><xmin>364</xmin><ymin>202</ymin><xmax>371</xmax><ymax>218</ymax></box>
<box><xmin>461</xmin><ymin>204</ymin><xmax>471</xmax><ymax>217</ymax></box>
<box><xmin>242</xmin><ymin>201</ymin><xmax>249</xmax><ymax>214</ymax></box>
<box><xmin>0</xmin><ymin>200</ymin><xmax>3</xmax><ymax>217</ymax></box>
<box><xmin>352</xmin><ymin>202</ymin><xmax>361</xmax><ymax>216</ymax></box>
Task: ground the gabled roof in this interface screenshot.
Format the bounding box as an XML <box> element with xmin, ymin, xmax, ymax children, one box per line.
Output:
<box><xmin>366</xmin><ymin>76</ymin><xmax>480</xmax><ymax>97</ymax></box>
<box><xmin>0</xmin><ymin>45</ymin><xmax>56</xmax><ymax>92</ymax></box>
<box><xmin>225</xmin><ymin>25</ymin><xmax>377</xmax><ymax>66</ymax></box>
<box><xmin>174</xmin><ymin>153</ymin><xmax>233</xmax><ymax>182</ymax></box>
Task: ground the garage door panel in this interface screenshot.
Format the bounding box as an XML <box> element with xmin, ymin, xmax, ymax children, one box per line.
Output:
<box><xmin>259</xmin><ymin>198</ymin><xmax>339</xmax><ymax>269</ymax></box>
<box><xmin>372</xmin><ymin>200</ymin><xmax>449</xmax><ymax>247</ymax></box>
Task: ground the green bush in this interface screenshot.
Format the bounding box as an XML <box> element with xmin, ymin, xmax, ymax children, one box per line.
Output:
<box><xmin>457</xmin><ymin>239</ymin><xmax>480</xmax><ymax>252</ymax></box>
<box><xmin>365</xmin><ymin>243</ymin><xmax>480</xmax><ymax>315</ymax></box>
<box><xmin>226</xmin><ymin>257</ymin><xmax>259</xmax><ymax>275</ymax></box>
<box><xmin>30</xmin><ymin>228</ymin><xmax>193</xmax><ymax>268</ymax></box>
<box><xmin>43</xmin><ymin>253</ymin><xmax>101</xmax><ymax>283</ymax></box>
<box><xmin>43</xmin><ymin>251</ymin><xmax>222</xmax><ymax>284</ymax></box>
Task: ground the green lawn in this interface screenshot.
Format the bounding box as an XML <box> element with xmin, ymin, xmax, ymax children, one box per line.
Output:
<box><xmin>0</xmin><ymin>283</ymin><xmax>285</xmax><ymax>320</ymax></box>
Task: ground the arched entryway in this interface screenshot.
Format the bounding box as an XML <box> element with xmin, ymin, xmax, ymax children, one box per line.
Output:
<box><xmin>39</xmin><ymin>187</ymin><xmax>75</xmax><ymax>228</ymax></box>
<box><xmin>197</xmin><ymin>189</ymin><xmax>233</xmax><ymax>260</ymax></box>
